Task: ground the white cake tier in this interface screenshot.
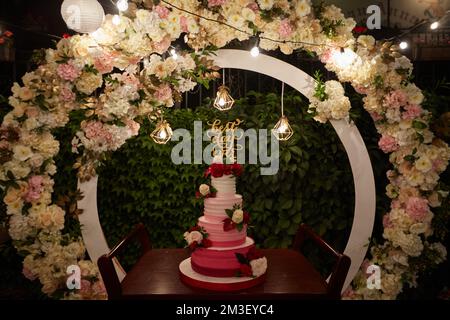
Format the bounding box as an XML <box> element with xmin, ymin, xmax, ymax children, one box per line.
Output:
<box><xmin>204</xmin><ymin>195</ymin><xmax>243</xmax><ymax>221</ymax></box>
<box><xmin>211</xmin><ymin>175</ymin><xmax>236</xmax><ymax>196</ymax></box>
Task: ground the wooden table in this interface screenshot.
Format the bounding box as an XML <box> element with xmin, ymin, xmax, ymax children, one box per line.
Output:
<box><xmin>120</xmin><ymin>249</ymin><xmax>329</xmax><ymax>300</ymax></box>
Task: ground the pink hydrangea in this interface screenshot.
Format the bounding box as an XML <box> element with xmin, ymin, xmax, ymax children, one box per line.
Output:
<box><xmin>279</xmin><ymin>19</ymin><xmax>293</xmax><ymax>38</ymax></box>
<box><xmin>57</xmin><ymin>63</ymin><xmax>81</xmax><ymax>82</ymax></box>
<box><xmin>433</xmin><ymin>159</ymin><xmax>444</xmax><ymax>171</ymax></box>
<box><xmin>406</xmin><ymin>197</ymin><xmax>429</xmax><ymax>221</ymax></box>
<box><xmin>370</xmin><ymin>112</ymin><xmax>383</xmax><ymax>121</ymax></box>
<box><xmin>83</xmin><ymin>121</ymin><xmax>113</xmax><ymax>144</ymax></box>
<box><xmin>208</xmin><ymin>0</ymin><xmax>227</xmax><ymax>7</ymax></box>
<box><xmin>384</xmin><ymin>89</ymin><xmax>408</xmax><ymax>109</ymax></box>
<box><xmin>319</xmin><ymin>49</ymin><xmax>333</xmax><ymax>64</ymax></box>
<box><xmin>60</xmin><ymin>86</ymin><xmax>75</xmax><ymax>102</ymax></box>
<box><xmin>24</xmin><ymin>175</ymin><xmax>44</xmax><ymax>203</ymax></box>
<box><xmin>155</xmin><ymin>84</ymin><xmax>172</xmax><ymax>102</ymax></box>
<box><xmin>79</xmin><ymin>279</ymin><xmax>92</xmax><ymax>298</ymax></box>
<box><xmin>402</xmin><ymin>104</ymin><xmax>422</xmax><ymax>120</ymax></box>
<box><xmin>91</xmin><ymin>280</ymin><xmax>106</xmax><ymax>296</ymax></box>
<box><xmin>125</xmin><ymin>119</ymin><xmax>141</xmax><ymax>136</ymax></box>
<box><xmin>154</xmin><ymin>5</ymin><xmax>170</xmax><ymax>19</ymax></box>
<box><xmin>383</xmin><ymin>214</ymin><xmax>393</xmax><ymax>228</ymax></box>
<box><xmin>378</xmin><ymin>135</ymin><xmax>399</xmax><ymax>153</ymax></box>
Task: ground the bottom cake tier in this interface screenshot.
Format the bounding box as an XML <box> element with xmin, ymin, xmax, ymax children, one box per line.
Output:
<box><xmin>179</xmin><ymin>258</ymin><xmax>266</xmax><ymax>292</ymax></box>
<box><xmin>191</xmin><ymin>237</ymin><xmax>255</xmax><ymax>277</ymax></box>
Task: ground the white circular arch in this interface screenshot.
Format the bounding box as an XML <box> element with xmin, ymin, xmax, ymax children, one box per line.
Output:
<box><xmin>78</xmin><ymin>49</ymin><xmax>376</xmax><ymax>291</ymax></box>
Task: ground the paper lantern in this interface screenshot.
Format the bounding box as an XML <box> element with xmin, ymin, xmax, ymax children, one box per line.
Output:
<box><xmin>61</xmin><ymin>0</ymin><xmax>105</xmax><ymax>34</ymax></box>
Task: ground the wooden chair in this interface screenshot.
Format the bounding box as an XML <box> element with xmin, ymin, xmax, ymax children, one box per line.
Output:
<box><xmin>97</xmin><ymin>223</ymin><xmax>151</xmax><ymax>300</ymax></box>
<box><xmin>291</xmin><ymin>224</ymin><xmax>351</xmax><ymax>299</ymax></box>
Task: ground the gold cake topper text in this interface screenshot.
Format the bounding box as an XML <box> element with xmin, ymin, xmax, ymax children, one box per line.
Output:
<box><xmin>207</xmin><ymin>119</ymin><xmax>244</xmax><ymax>160</ymax></box>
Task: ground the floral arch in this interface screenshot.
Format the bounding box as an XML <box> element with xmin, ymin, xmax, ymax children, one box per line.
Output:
<box><xmin>1</xmin><ymin>0</ymin><xmax>449</xmax><ymax>300</ymax></box>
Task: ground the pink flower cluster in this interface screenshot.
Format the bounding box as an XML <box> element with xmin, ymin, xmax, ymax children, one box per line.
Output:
<box><xmin>378</xmin><ymin>134</ymin><xmax>399</xmax><ymax>153</ymax></box>
<box><xmin>279</xmin><ymin>19</ymin><xmax>293</xmax><ymax>38</ymax></box>
<box><xmin>154</xmin><ymin>84</ymin><xmax>172</xmax><ymax>102</ymax></box>
<box><xmin>402</xmin><ymin>104</ymin><xmax>422</xmax><ymax>120</ymax></box>
<box><xmin>154</xmin><ymin>36</ymin><xmax>171</xmax><ymax>54</ymax></box>
<box><xmin>406</xmin><ymin>197</ymin><xmax>429</xmax><ymax>221</ymax></box>
<box><xmin>94</xmin><ymin>52</ymin><xmax>115</xmax><ymax>74</ymax></box>
<box><xmin>24</xmin><ymin>175</ymin><xmax>44</xmax><ymax>203</ymax></box>
<box><xmin>154</xmin><ymin>5</ymin><xmax>170</xmax><ymax>19</ymax></box>
<box><xmin>180</xmin><ymin>16</ymin><xmax>188</xmax><ymax>33</ymax></box>
<box><xmin>83</xmin><ymin>121</ymin><xmax>113</xmax><ymax>144</ymax></box>
<box><xmin>208</xmin><ymin>0</ymin><xmax>227</xmax><ymax>7</ymax></box>
<box><xmin>60</xmin><ymin>86</ymin><xmax>75</xmax><ymax>102</ymax></box>
<box><xmin>57</xmin><ymin>63</ymin><xmax>81</xmax><ymax>82</ymax></box>
<box><xmin>384</xmin><ymin>89</ymin><xmax>408</xmax><ymax>109</ymax></box>
<box><xmin>125</xmin><ymin>119</ymin><xmax>140</xmax><ymax>136</ymax></box>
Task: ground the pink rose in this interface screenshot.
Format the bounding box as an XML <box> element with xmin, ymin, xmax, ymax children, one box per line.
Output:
<box><xmin>319</xmin><ymin>49</ymin><xmax>333</xmax><ymax>64</ymax></box>
<box><xmin>22</xmin><ymin>267</ymin><xmax>37</xmax><ymax>281</ymax></box>
<box><xmin>94</xmin><ymin>53</ymin><xmax>115</xmax><ymax>74</ymax></box>
<box><xmin>154</xmin><ymin>5</ymin><xmax>170</xmax><ymax>19</ymax></box>
<box><xmin>24</xmin><ymin>175</ymin><xmax>44</xmax><ymax>203</ymax></box>
<box><xmin>383</xmin><ymin>214</ymin><xmax>393</xmax><ymax>228</ymax></box>
<box><xmin>405</xmin><ymin>197</ymin><xmax>429</xmax><ymax>221</ymax></box>
<box><xmin>384</xmin><ymin>89</ymin><xmax>408</xmax><ymax>109</ymax></box>
<box><xmin>57</xmin><ymin>63</ymin><xmax>81</xmax><ymax>82</ymax></box>
<box><xmin>279</xmin><ymin>19</ymin><xmax>293</xmax><ymax>38</ymax></box>
<box><xmin>154</xmin><ymin>84</ymin><xmax>172</xmax><ymax>102</ymax></box>
<box><xmin>402</xmin><ymin>104</ymin><xmax>422</xmax><ymax>120</ymax></box>
<box><xmin>378</xmin><ymin>135</ymin><xmax>399</xmax><ymax>153</ymax></box>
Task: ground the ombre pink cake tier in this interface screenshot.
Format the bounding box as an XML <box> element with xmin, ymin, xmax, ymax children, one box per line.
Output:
<box><xmin>198</xmin><ymin>216</ymin><xmax>246</xmax><ymax>247</ymax></box>
<box><xmin>191</xmin><ymin>237</ymin><xmax>255</xmax><ymax>277</ymax></box>
<box><xmin>203</xmin><ymin>195</ymin><xmax>243</xmax><ymax>222</ymax></box>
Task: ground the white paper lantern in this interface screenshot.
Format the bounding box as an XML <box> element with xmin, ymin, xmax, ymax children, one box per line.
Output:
<box><xmin>61</xmin><ymin>0</ymin><xmax>105</xmax><ymax>34</ymax></box>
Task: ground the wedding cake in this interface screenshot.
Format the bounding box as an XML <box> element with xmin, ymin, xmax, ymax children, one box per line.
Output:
<box><xmin>179</xmin><ymin>159</ymin><xmax>267</xmax><ymax>291</ymax></box>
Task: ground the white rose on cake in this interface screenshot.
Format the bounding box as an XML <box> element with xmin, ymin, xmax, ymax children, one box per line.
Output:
<box><xmin>232</xmin><ymin>209</ymin><xmax>244</xmax><ymax>224</ymax></box>
<box><xmin>199</xmin><ymin>184</ymin><xmax>210</xmax><ymax>196</ymax></box>
<box><xmin>250</xmin><ymin>257</ymin><xmax>267</xmax><ymax>277</ymax></box>
<box><xmin>189</xmin><ymin>231</ymin><xmax>203</xmax><ymax>244</ymax></box>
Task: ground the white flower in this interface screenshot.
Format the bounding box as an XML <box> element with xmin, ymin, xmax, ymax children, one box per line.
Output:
<box><xmin>296</xmin><ymin>0</ymin><xmax>311</xmax><ymax>18</ymax></box>
<box><xmin>13</xmin><ymin>145</ymin><xmax>33</xmax><ymax>161</ymax></box>
<box><xmin>357</xmin><ymin>35</ymin><xmax>375</xmax><ymax>49</ymax></box>
<box><xmin>232</xmin><ymin>209</ymin><xmax>244</xmax><ymax>224</ymax></box>
<box><xmin>250</xmin><ymin>257</ymin><xmax>267</xmax><ymax>277</ymax></box>
<box><xmin>242</xmin><ymin>8</ymin><xmax>256</xmax><ymax>22</ymax></box>
<box><xmin>9</xmin><ymin>214</ymin><xmax>33</xmax><ymax>241</ymax></box>
<box><xmin>190</xmin><ymin>231</ymin><xmax>203</xmax><ymax>243</ymax></box>
<box><xmin>429</xmin><ymin>242</ymin><xmax>447</xmax><ymax>264</ymax></box>
<box><xmin>409</xmin><ymin>223</ymin><xmax>427</xmax><ymax>234</ymax></box>
<box><xmin>183</xmin><ymin>231</ymin><xmax>192</xmax><ymax>244</ymax></box>
<box><xmin>415</xmin><ymin>156</ymin><xmax>432</xmax><ymax>173</ymax></box>
<box><xmin>257</xmin><ymin>0</ymin><xmax>274</xmax><ymax>10</ymax></box>
<box><xmin>227</xmin><ymin>14</ymin><xmax>245</xmax><ymax>28</ymax></box>
<box><xmin>199</xmin><ymin>184</ymin><xmax>210</xmax><ymax>196</ymax></box>
<box><xmin>75</xmin><ymin>72</ymin><xmax>103</xmax><ymax>95</ymax></box>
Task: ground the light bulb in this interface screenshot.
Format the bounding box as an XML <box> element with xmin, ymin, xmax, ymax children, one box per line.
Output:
<box><xmin>331</xmin><ymin>48</ymin><xmax>357</xmax><ymax>69</ymax></box>
<box><xmin>272</xmin><ymin>116</ymin><xmax>293</xmax><ymax>141</ymax></box>
<box><xmin>112</xmin><ymin>14</ymin><xmax>121</xmax><ymax>25</ymax></box>
<box><xmin>430</xmin><ymin>21</ymin><xmax>439</xmax><ymax>30</ymax></box>
<box><xmin>159</xmin><ymin>130</ymin><xmax>167</xmax><ymax>139</ymax></box>
<box><xmin>250</xmin><ymin>46</ymin><xmax>260</xmax><ymax>57</ymax></box>
<box><xmin>117</xmin><ymin>0</ymin><xmax>128</xmax><ymax>12</ymax></box>
<box><xmin>150</xmin><ymin>120</ymin><xmax>173</xmax><ymax>144</ymax></box>
<box><xmin>399</xmin><ymin>41</ymin><xmax>408</xmax><ymax>50</ymax></box>
<box><xmin>170</xmin><ymin>48</ymin><xmax>178</xmax><ymax>60</ymax></box>
<box><xmin>218</xmin><ymin>98</ymin><xmax>226</xmax><ymax>106</ymax></box>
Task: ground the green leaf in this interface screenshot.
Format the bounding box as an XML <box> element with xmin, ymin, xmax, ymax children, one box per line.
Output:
<box><xmin>235</xmin><ymin>253</ymin><xmax>248</xmax><ymax>265</ymax></box>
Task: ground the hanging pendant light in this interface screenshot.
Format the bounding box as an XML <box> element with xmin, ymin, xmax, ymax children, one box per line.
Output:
<box><xmin>150</xmin><ymin>116</ymin><xmax>173</xmax><ymax>144</ymax></box>
<box><xmin>61</xmin><ymin>0</ymin><xmax>105</xmax><ymax>34</ymax></box>
<box><xmin>272</xmin><ymin>82</ymin><xmax>294</xmax><ymax>141</ymax></box>
<box><xmin>213</xmin><ymin>69</ymin><xmax>235</xmax><ymax>111</ymax></box>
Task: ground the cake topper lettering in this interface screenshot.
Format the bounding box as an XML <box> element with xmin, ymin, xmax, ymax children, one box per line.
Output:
<box><xmin>207</xmin><ymin>119</ymin><xmax>244</xmax><ymax>161</ymax></box>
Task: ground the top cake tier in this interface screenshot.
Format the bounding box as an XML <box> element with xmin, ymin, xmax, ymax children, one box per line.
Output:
<box><xmin>211</xmin><ymin>175</ymin><xmax>236</xmax><ymax>196</ymax></box>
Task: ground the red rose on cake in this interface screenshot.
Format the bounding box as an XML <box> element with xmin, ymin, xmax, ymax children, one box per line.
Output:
<box><xmin>204</xmin><ymin>163</ymin><xmax>243</xmax><ymax>178</ymax></box>
<box><xmin>235</xmin><ymin>250</ymin><xmax>268</xmax><ymax>278</ymax></box>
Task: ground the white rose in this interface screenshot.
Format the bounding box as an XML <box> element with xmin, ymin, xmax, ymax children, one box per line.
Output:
<box><xmin>250</xmin><ymin>257</ymin><xmax>267</xmax><ymax>277</ymax></box>
<box><xmin>75</xmin><ymin>72</ymin><xmax>103</xmax><ymax>95</ymax></box>
<box><xmin>199</xmin><ymin>184</ymin><xmax>210</xmax><ymax>196</ymax></box>
<box><xmin>190</xmin><ymin>231</ymin><xmax>203</xmax><ymax>244</ymax></box>
<box><xmin>357</xmin><ymin>35</ymin><xmax>375</xmax><ymax>49</ymax></box>
<box><xmin>13</xmin><ymin>145</ymin><xmax>33</xmax><ymax>161</ymax></box>
<box><xmin>296</xmin><ymin>0</ymin><xmax>311</xmax><ymax>17</ymax></box>
<box><xmin>242</xmin><ymin>8</ymin><xmax>256</xmax><ymax>22</ymax></box>
<box><xmin>183</xmin><ymin>231</ymin><xmax>192</xmax><ymax>244</ymax></box>
<box><xmin>415</xmin><ymin>156</ymin><xmax>432</xmax><ymax>173</ymax></box>
<box><xmin>232</xmin><ymin>209</ymin><xmax>244</xmax><ymax>224</ymax></box>
<box><xmin>257</xmin><ymin>0</ymin><xmax>274</xmax><ymax>10</ymax></box>
<box><xmin>409</xmin><ymin>223</ymin><xmax>427</xmax><ymax>234</ymax></box>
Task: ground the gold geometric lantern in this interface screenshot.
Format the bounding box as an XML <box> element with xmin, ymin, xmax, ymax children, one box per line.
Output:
<box><xmin>150</xmin><ymin>118</ymin><xmax>173</xmax><ymax>144</ymax></box>
<box><xmin>213</xmin><ymin>69</ymin><xmax>234</xmax><ymax>111</ymax></box>
<box><xmin>272</xmin><ymin>82</ymin><xmax>294</xmax><ymax>141</ymax></box>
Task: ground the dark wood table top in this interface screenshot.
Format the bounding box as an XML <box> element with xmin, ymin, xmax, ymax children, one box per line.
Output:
<box><xmin>120</xmin><ymin>249</ymin><xmax>329</xmax><ymax>300</ymax></box>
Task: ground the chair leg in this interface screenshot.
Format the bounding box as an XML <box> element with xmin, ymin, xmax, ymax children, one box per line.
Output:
<box><xmin>98</xmin><ymin>255</ymin><xmax>122</xmax><ymax>300</ymax></box>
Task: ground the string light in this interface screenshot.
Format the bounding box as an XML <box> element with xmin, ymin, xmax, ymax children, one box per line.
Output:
<box><xmin>331</xmin><ymin>47</ymin><xmax>358</xmax><ymax>69</ymax></box>
<box><xmin>272</xmin><ymin>83</ymin><xmax>294</xmax><ymax>141</ymax></box>
<box><xmin>150</xmin><ymin>116</ymin><xmax>173</xmax><ymax>144</ymax></box>
<box><xmin>399</xmin><ymin>41</ymin><xmax>408</xmax><ymax>50</ymax></box>
<box><xmin>250</xmin><ymin>37</ymin><xmax>260</xmax><ymax>57</ymax></box>
<box><xmin>116</xmin><ymin>0</ymin><xmax>128</xmax><ymax>12</ymax></box>
<box><xmin>170</xmin><ymin>48</ymin><xmax>178</xmax><ymax>60</ymax></box>
<box><xmin>430</xmin><ymin>21</ymin><xmax>439</xmax><ymax>30</ymax></box>
<box><xmin>213</xmin><ymin>69</ymin><xmax>235</xmax><ymax>111</ymax></box>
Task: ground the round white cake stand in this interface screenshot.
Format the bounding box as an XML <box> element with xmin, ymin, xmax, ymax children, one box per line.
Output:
<box><xmin>179</xmin><ymin>258</ymin><xmax>266</xmax><ymax>292</ymax></box>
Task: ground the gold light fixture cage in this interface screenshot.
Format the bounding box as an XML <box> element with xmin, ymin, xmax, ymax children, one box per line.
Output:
<box><xmin>272</xmin><ymin>116</ymin><xmax>294</xmax><ymax>141</ymax></box>
<box><xmin>150</xmin><ymin>119</ymin><xmax>173</xmax><ymax>144</ymax></box>
<box><xmin>213</xmin><ymin>85</ymin><xmax>235</xmax><ymax>111</ymax></box>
